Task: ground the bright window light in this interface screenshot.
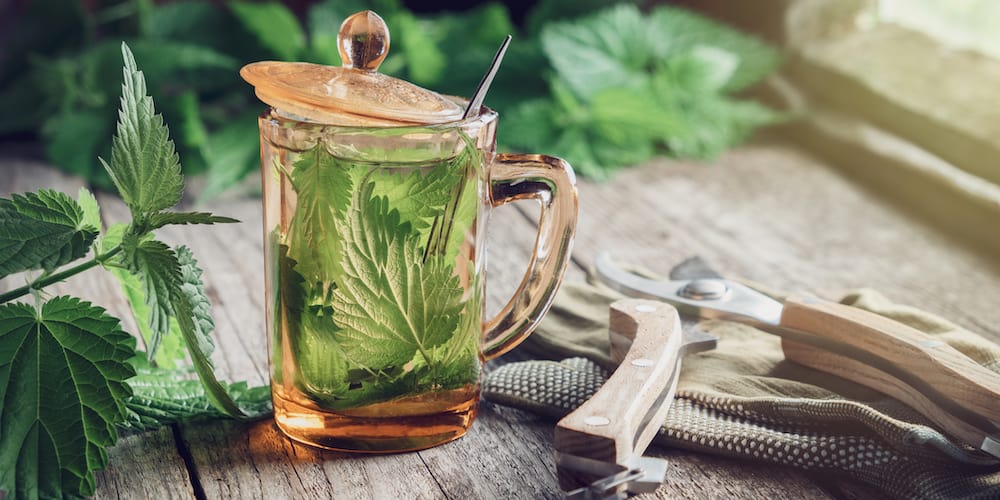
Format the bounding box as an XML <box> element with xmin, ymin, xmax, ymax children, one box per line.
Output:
<box><xmin>879</xmin><ymin>0</ymin><xmax>1000</xmax><ymax>59</ymax></box>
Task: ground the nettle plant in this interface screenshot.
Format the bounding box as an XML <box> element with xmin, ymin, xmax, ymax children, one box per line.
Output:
<box><xmin>0</xmin><ymin>44</ymin><xmax>268</xmax><ymax>499</ymax></box>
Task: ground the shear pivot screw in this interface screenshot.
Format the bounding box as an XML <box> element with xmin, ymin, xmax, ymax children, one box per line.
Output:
<box><xmin>680</xmin><ymin>279</ymin><xmax>729</xmax><ymax>301</ymax></box>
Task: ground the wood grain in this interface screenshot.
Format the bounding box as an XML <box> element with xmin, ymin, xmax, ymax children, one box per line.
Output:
<box><xmin>179</xmin><ymin>419</ymin><xmax>445</xmax><ymax>499</ymax></box>
<box><xmin>555</xmin><ymin>300</ymin><xmax>682</xmax><ymax>491</ymax></box>
<box><xmin>568</xmin><ymin>143</ymin><xmax>1000</xmax><ymax>341</ymax></box>
<box><xmin>780</xmin><ymin>294</ymin><xmax>1000</xmax><ymax>448</ymax></box>
<box><xmin>782</xmin><ymin>338</ymin><xmax>988</xmax><ymax>448</ymax></box>
<box><xmin>112</xmin><ymin>180</ymin><xmax>574</xmax><ymax>498</ymax></box>
<box><xmin>19</xmin><ymin>141</ymin><xmax>991</xmax><ymax>497</ymax></box>
<box><xmin>94</xmin><ymin>429</ymin><xmax>196</xmax><ymax>500</ymax></box>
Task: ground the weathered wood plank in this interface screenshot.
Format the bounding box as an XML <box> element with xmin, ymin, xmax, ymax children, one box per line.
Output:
<box><xmin>149</xmin><ymin>191</ymin><xmax>574</xmax><ymax>498</ymax></box>
<box><xmin>94</xmin><ymin>429</ymin><xmax>195</xmax><ymax>500</ymax></box>
<box><xmin>93</xmin><ymin>158</ymin><xmax>832</xmax><ymax>498</ymax></box>
<box><xmin>15</xmin><ymin>141</ymin><xmax>993</xmax><ymax>498</ymax></box>
<box><xmin>569</xmin><ymin>143</ymin><xmax>1000</xmax><ymax>342</ymax></box>
<box><xmin>0</xmin><ymin>157</ymin><xmax>195</xmax><ymax>499</ymax></box>
<box><xmin>179</xmin><ymin>419</ymin><xmax>444</xmax><ymax>499</ymax></box>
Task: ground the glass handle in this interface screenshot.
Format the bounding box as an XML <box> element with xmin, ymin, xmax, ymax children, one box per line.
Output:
<box><xmin>482</xmin><ymin>153</ymin><xmax>578</xmax><ymax>360</ymax></box>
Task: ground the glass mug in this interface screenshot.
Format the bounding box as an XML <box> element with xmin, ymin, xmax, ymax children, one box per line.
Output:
<box><xmin>258</xmin><ymin>106</ymin><xmax>578</xmax><ymax>452</ymax></box>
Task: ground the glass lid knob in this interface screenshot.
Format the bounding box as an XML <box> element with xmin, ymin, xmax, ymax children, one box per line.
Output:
<box><xmin>338</xmin><ymin>10</ymin><xmax>389</xmax><ymax>71</ymax></box>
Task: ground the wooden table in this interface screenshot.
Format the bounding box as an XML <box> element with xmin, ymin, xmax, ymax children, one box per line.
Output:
<box><xmin>3</xmin><ymin>140</ymin><xmax>999</xmax><ymax>499</ymax></box>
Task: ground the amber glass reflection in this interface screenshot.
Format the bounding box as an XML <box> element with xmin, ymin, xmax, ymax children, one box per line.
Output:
<box><xmin>259</xmin><ymin>108</ymin><xmax>577</xmax><ymax>452</ymax></box>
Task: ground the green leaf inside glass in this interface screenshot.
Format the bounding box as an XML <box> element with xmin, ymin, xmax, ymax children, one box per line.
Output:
<box><xmin>277</xmin><ymin>137</ymin><xmax>482</xmax><ymax>411</ymax></box>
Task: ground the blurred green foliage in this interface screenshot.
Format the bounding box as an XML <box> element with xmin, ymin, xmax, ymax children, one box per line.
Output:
<box><xmin>0</xmin><ymin>0</ymin><xmax>784</xmax><ymax>193</ymax></box>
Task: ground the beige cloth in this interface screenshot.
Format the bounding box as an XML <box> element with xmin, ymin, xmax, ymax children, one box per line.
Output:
<box><xmin>483</xmin><ymin>277</ymin><xmax>1000</xmax><ymax>499</ymax></box>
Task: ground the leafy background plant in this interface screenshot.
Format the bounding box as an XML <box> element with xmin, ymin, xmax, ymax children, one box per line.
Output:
<box><xmin>0</xmin><ymin>0</ymin><xmax>783</xmax><ymax>191</ymax></box>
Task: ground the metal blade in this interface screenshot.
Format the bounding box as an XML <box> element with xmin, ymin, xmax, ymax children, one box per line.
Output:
<box><xmin>560</xmin><ymin>455</ymin><xmax>668</xmax><ymax>499</ymax></box>
<box><xmin>595</xmin><ymin>253</ymin><xmax>784</xmax><ymax>327</ymax></box>
<box><xmin>681</xmin><ymin>328</ymin><xmax>717</xmax><ymax>355</ymax></box>
<box><xmin>982</xmin><ymin>436</ymin><xmax>1000</xmax><ymax>459</ymax></box>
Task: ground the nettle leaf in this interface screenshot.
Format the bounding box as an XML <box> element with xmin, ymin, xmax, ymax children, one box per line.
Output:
<box><xmin>122</xmin><ymin>357</ymin><xmax>270</xmax><ymax>431</ymax></box>
<box><xmin>122</xmin><ymin>235</ymin><xmax>178</xmax><ymax>355</ymax></box>
<box><xmin>201</xmin><ymin>112</ymin><xmax>261</xmax><ymax>199</ymax></box>
<box><xmin>115</xmin><ymin>266</ymin><xmax>188</xmax><ymax>369</ymax></box>
<box><xmin>0</xmin><ymin>296</ymin><xmax>135</xmax><ymax>499</ymax></box>
<box><xmin>43</xmin><ymin>110</ymin><xmax>112</xmax><ymax>187</ymax></box>
<box><xmin>102</xmin><ymin>224</ymin><xmax>186</xmax><ymax>369</ymax></box>
<box><xmin>97</xmin><ymin>222</ymin><xmax>126</xmax><ymax>256</ymax></box>
<box><xmin>100</xmin><ymin>43</ymin><xmax>184</xmax><ymax>217</ymax></box>
<box><xmin>648</xmin><ymin>5</ymin><xmax>780</xmax><ymax>92</ymax></box>
<box><xmin>0</xmin><ymin>189</ymin><xmax>99</xmax><ymax>278</ymax></box>
<box><xmin>145</xmin><ymin>211</ymin><xmax>239</xmax><ymax>230</ymax></box>
<box><xmin>422</xmin><ymin>138</ymin><xmax>481</xmax><ymax>259</ymax></box>
<box><xmin>504</xmin><ymin>81</ymin><xmax>670</xmax><ymax>178</ymax></box>
<box><xmin>175</xmin><ymin>247</ymin><xmax>215</xmax><ymax>359</ymax></box>
<box><xmin>441</xmin><ymin>159</ymin><xmax>479</xmax><ymax>261</ymax></box>
<box><xmin>369</xmin><ymin>161</ymin><xmax>458</xmax><ymax>233</ymax></box>
<box><xmin>293</xmin><ymin>311</ymin><xmax>351</xmax><ymax>398</ymax></box>
<box><xmin>332</xmin><ymin>183</ymin><xmax>464</xmax><ymax>369</ymax></box>
<box><xmin>660</xmin><ymin>46</ymin><xmax>741</xmax><ymax>95</ymax></box>
<box><xmin>287</xmin><ymin>145</ymin><xmax>353</xmax><ymax>284</ymax></box>
<box><xmin>663</xmin><ymin>94</ymin><xmax>783</xmax><ymax>160</ymax></box>
<box><xmin>590</xmin><ymin>85</ymin><xmax>679</xmax><ymax>144</ymax></box>
<box><xmin>392</xmin><ymin>11</ymin><xmax>446</xmax><ymax>85</ymax></box>
<box><xmin>230</xmin><ymin>1</ymin><xmax>306</xmax><ymax>61</ymax></box>
<box><xmin>77</xmin><ymin>187</ymin><xmax>102</xmax><ymax>233</ymax></box>
<box><xmin>521</xmin><ymin>4</ymin><xmax>783</xmax><ymax>177</ymax></box>
<box><xmin>173</xmin><ymin>246</ymin><xmax>245</xmax><ymax>417</ymax></box>
<box><xmin>119</xmin><ymin>236</ymin><xmax>244</xmax><ymax>417</ymax></box>
<box><xmin>501</xmin><ymin>98</ymin><xmax>560</xmax><ymax>153</ymax></box>
<box><xmin>540</xmin><ymin>3</ymin><xmax>651</xmax><ymax>101</ymax></box>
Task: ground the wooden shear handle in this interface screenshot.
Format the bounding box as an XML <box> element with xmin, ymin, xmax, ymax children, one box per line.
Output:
<box><xmin>781</xmin><ymin>296</ymin><xmax>1000</xmax><ymax>455</ymax></box>
<box><xmin>555</xmin><ymin>299</ymin><xmax>682</xmax><ymax>491</ymax></box>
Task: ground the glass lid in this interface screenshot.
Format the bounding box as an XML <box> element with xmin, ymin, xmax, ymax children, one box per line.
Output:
<box><xmin>240</xmin><ymin>10</ymin><xmax>464</xmax><ymax>126</ymax></box>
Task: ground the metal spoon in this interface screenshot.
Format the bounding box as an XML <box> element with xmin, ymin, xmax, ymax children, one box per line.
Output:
<box><xmin>424</xmin><ymin>35</ymin><xmax>513</xmax><ymax>262</ymax></box>
<box><xmin>463</xmin><ymin>34</ymin><xmax>512</xmax><ymax>119</ymax></box>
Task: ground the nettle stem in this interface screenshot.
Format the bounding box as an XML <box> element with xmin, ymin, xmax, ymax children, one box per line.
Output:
<box><xmin>0</xmin><ymin>246</ymin><xmax>123</xmax><ymax>304</ymax></box>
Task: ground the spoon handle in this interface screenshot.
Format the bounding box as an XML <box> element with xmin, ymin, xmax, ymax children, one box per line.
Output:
<box><xmin>464</xmin><ymin>35</ymin><xmax>512</xmax><ymax>119</ymax></box>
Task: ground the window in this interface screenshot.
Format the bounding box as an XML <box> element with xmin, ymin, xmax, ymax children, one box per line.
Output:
<box><xmin>671</xmin><ymin>0</ymin><xmax>1000</xmax><ymax>252</ymax></box>
<box><xmin>879</xmin><ymin>0</ymin><xmax>1000</xmax><ymax>60</ymax></box>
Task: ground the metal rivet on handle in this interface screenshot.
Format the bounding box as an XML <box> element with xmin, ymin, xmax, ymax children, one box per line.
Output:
<box><xmin>679</xmin><ymin>279</ymin><xmax>729</xmax><ymax>301</ymax></box>
<box><xmin>584</xmin><ymin>416</ymin><xmax>610</xmax><ymax>427</ymax></box>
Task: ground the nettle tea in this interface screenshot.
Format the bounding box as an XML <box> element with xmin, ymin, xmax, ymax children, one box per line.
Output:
<box><xmin>265</xmin><ymin>121</ymin><xmax>486</xmax><ymax>450</ymax></box>
<box><xmin>245</xmin><ymin>10</ymin><xmax>577</xmax><ymax>452</ymax></box>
